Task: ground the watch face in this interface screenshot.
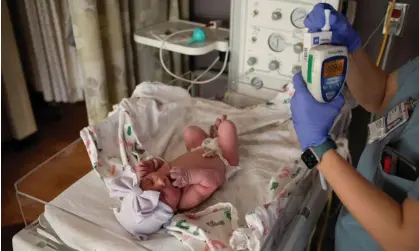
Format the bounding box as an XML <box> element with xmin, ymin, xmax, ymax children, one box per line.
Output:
<box><xmin>301</xmin><ymin>149</ymin><xmax>318</xmax><ymax>169</ymax></box>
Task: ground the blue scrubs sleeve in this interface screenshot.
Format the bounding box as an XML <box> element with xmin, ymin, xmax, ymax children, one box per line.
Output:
<box><xmin>399</xmin><ymin>56</ymin><xmax>419</xmax><ymax>201</ymax></box>
<box><xmin>335</xmin><ymin>56</ymin><xmax>419</xmax><ymax>251</ymax></box>
<box><xmin>387</xmin><ymin>56</ymin><xmax>419</xmax><ymax>109</ymax></box>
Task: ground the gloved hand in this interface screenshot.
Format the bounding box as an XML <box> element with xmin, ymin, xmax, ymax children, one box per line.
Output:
<box><xmin>290</xmin><ymin>73</ymin><xmax>344</xmax><ymax>151</ymax></box>
<box><xmin>304</xmin><ymin>3</ymin><xmax>361</xmax><ymax>53</ymax></box>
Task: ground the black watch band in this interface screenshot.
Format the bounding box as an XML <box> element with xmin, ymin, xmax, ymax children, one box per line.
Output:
<box><xmin>301</xmin><ymin>139</ymin><xmax>337</xmax><ymax>169</ymax></box>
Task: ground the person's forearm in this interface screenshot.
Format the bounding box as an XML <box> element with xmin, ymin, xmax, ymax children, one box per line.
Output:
<box><xmin>318</xmin><ymin>150</ymin><xmax>413</xmax><ymax>250</ymax></box>
<box><xmin>347</xmin><ymin>49</ymin><xmax>389</xmax><ymax>113</ymax></box>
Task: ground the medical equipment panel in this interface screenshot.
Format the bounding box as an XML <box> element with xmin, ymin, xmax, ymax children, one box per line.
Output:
<box><xmin>229</xmin><ymin>0</ymin><xmax>341</xmax><ymax>103</ymax></box>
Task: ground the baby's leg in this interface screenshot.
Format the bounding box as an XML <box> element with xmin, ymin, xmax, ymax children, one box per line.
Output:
<box><xmin>217</xmin><ymin>120</ymin><xmax>239</xmax><ymax>166</ymax></box>
<box><xmin>183</xmin><ymin>126</ymin><xmax>208</xmax><ymax>151</ymax></box>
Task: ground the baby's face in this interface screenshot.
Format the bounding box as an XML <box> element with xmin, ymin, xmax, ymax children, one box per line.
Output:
<box><xmin>140</xmin><ymin>171</ymin><xmax>181</xmax><ymax>212</ymax></box>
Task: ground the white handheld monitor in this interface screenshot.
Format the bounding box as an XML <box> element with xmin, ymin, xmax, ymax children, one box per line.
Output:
<box><xmin>302</xmin><ymin>45</ymin><xmax>348</xmax><ymax>103</ymax></box>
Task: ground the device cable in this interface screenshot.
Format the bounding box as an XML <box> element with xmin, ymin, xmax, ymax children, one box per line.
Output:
<box><xmin>363</xmin><ymin>16</ymin><xmax>386</xmax><ymax>49</ymax></box>
<box><xmin>157</xmin><ymin>28</ymin><xmax>229</xmax><ymax>85</ymax></box>
<box><xmin>187</xmin><ymin>55</ymin><xmax>221</xmax><ymax>92</ymax></box>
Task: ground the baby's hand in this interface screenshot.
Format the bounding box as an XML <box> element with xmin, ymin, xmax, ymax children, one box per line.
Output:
<box><xmin>132</xmin><ymin>160</ymin><xmax>155</xmax><ymax>179</ymax></box>
<box><xmin>170</xmin><ymin>167</ymin><xmax>190</xmax><ymax>188</ymax></box>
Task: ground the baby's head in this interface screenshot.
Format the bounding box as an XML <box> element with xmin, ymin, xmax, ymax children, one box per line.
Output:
<box><xmin>109</xmin><ymin>168</ymin><xmax>180</xmax><ymax>237</ymax></box>
<box><xmin>140</xmin><ymin>171</ymin><xmax>181</xmax><ymax>212</ymax></box>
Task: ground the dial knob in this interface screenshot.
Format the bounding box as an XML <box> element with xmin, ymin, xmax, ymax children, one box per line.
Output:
<box><xmin>269</xmin><ymin>60</ymin><xmax>280</xmax><ymax>71</ymax></box>
<box><xmin>253</xmin><ymin>10</ymin><xmax>259</xmax><ymax>16</ymax></box>
<box><xmin>250</xmin><ymin>77</ymin><xmax>263</xmax><ymax>89</ymax></box>
<box><xmin>292</xmin><ymin>65</ymin><xmax>302</xmax><ymax>74</ymax></box>
<box><xmin>247</xmin><ymin>57</ymin><xmax>257</xmax><ymax>66</ymax></box>
<box><xmin>293</xmin><ymin>43</ymin><xmax>303</xmax><ymax>53</ymax></box>
<box><xmin>272</xmin><ymin>11</ymin><xmax>282</xmax><ymax>20</ymax></box>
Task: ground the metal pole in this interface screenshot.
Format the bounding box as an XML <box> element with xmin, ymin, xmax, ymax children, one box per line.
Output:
<box><xmin>381</xmin><ymin>35</ymin><xmax>395</xmax><ymax>71</ymax></box>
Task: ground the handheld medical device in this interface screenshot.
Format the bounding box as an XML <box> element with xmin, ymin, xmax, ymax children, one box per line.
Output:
<box><xmin>301</xmin><ymin>8</ymin><xmax>348</xmax><ymax>190</ymax></box>
<box><xmin>302</xmin><ymin>9</ymin><xmax>348</xmax><ymax>103</ymax></box>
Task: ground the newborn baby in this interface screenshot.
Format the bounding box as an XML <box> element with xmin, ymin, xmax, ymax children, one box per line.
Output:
<box><xmin>113</xmin><ymin>115</ymin><xmax>240</xmax><ymax>237</ymax></box>
<box><xmin>136</xmin><ymin>115</ymin><xmax>239</xmax><ymax>212</ymax></box>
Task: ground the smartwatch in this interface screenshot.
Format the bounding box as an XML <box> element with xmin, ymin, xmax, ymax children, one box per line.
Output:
<box><xmin>301</xmin><ymin>139</ymin><xmax>337</xmax><ymax>169</ymax></box>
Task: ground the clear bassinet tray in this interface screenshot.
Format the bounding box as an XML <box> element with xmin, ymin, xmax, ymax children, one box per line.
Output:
<box><xmin>13</xmin><ymin>137</ymin><xmax>327</xmax><ymax>251</ymax></box>
<box><xmin>14</xmin><ymin>139</ymin><xmax>149</xmax><ymax>250</ymax></box>
<box><xmin>14</xmin><ymin>140</ymin><xmax>95</xmax><ymax>249</ymax></box>
<box><xmin>14</xmin><ymin>139</ymin><xmax>153</xmax><ymax>250</ymax></box>
<box><xmin>13</xmin><ymin>74</ymin><xmax>350</xmax><ymax>250</ymax></box>
<box><xmin>15</xmin><ymin>139</ymin><xmax>91</xmax><ymax>227</ymax></box>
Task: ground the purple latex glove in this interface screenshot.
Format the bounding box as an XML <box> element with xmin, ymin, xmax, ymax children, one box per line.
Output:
<box><xmin>290</xmin><ymin>73</ymin><xmax>344</xmax><ymax>151</ymax></box>
<box><xmin>304</xmin><ymin>3</ymin><xmax>361</xmax><ymax>53</ymax></box>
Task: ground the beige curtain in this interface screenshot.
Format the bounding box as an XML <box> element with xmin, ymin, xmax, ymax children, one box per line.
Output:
<box><xmin>20</xmin><ymin>0</ymin><xmax>85</xmax><ymax>103</ymax></box>
<box><xmin>69</xmin><ymin>0</ymin><xmax>190</xmax><ymax>124</ymax></box>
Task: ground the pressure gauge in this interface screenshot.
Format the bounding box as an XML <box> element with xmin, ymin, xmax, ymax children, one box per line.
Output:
<box><xmin>291</xmin><ymin>8</ymin><xmax>308</xmax><ymax>29</ymax></box>
<box><xmin>268</xmin><ymin>33</ymin><xmax>286</xmax><ymax>52</ymax></box>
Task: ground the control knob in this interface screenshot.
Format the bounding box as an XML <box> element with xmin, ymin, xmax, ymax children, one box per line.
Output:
<box><xmin>269</xmin><ymin>60</ymin><xmax>280</xmax><ymax>71</ymax></box>
<box><xmin>272</xmin><ymin>11</ymin><xmax>282</xmax><ymax>20</ymax></box>
<box><xmin>292</xmin><ymin>65</ymin><xmax>302</xmax><ymax>74</ymax></box>
<box><xmin>250</xmin><ymin>77</ymin><xmax>263</xmax><ymax>89</ymax></box>
<box><xmin>247</xmin><ymin>57</ymin><xmax>257</xmax><ymax>66</ymax></box>
<box><xmin>293</xmin><ymin>43</ymin><xmax>303</xmax><ymax>53</ymax></box>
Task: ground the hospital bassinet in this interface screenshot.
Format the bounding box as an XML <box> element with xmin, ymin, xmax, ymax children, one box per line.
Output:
<box><xmin>13</xmin><ymin>74</ymin><xmax>353</xmax><ymax>251</ymax></box>
<box><xmin>12</xmin><ymin>143</ymin><xmax>346</xmax><ymax>251</ymax></box>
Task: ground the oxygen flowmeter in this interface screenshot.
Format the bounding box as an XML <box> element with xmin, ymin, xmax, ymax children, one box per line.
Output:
<box><xmin>302</xmin><ymin>9</ymin><xmax>349</xmax><ymax>103</ymax></box>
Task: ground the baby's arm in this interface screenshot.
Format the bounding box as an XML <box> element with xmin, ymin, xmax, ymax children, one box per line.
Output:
<box><xmin>170</xmin><ymin>167</ymin><xmax>225</xmax><ymax>209</ymax></box>
<box><xmin>133</xmin><ymin>158</ymin><xmax>166</xmax><ymax>179</ymax></box>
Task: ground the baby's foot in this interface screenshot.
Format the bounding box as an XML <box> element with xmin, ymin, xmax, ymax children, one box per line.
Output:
<box><xmin>209</xmin><ymin>115</ymin><xmax>227</xmax><ymax>138</ymax></box>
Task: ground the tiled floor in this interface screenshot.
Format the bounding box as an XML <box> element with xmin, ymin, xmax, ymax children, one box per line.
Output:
<box><xmin>2</xmin><ymin>102</ymin><xmax>88</xmax><ymax>228</ymax></box>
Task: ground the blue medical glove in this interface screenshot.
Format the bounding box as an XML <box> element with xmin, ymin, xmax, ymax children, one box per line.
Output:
<box><xmin>304</xmin><ymin>3</ymin><xmax>361</xmax><ymax>53</ymax></box>
<box><xmin>290</xmin><ymin>73</ymin><xmax>344</xmax><ymax>151</ymax></box>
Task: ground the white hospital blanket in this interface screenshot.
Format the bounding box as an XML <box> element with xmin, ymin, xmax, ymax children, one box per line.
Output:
<box><xmin>44</xmin><ymin>82</ymin><xmax>349</xmax><ymax>251</ymax></box>
<box><xmin>166</xmin><ymin>203</ymin><xmax>239</xmax><ymax>251</ymax></box>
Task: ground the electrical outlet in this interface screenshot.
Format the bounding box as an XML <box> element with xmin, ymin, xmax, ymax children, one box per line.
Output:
<box><xmin>382</xmin><ymin>3</ymin><xmax>409</xmax><ymax>36</ymax></box>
